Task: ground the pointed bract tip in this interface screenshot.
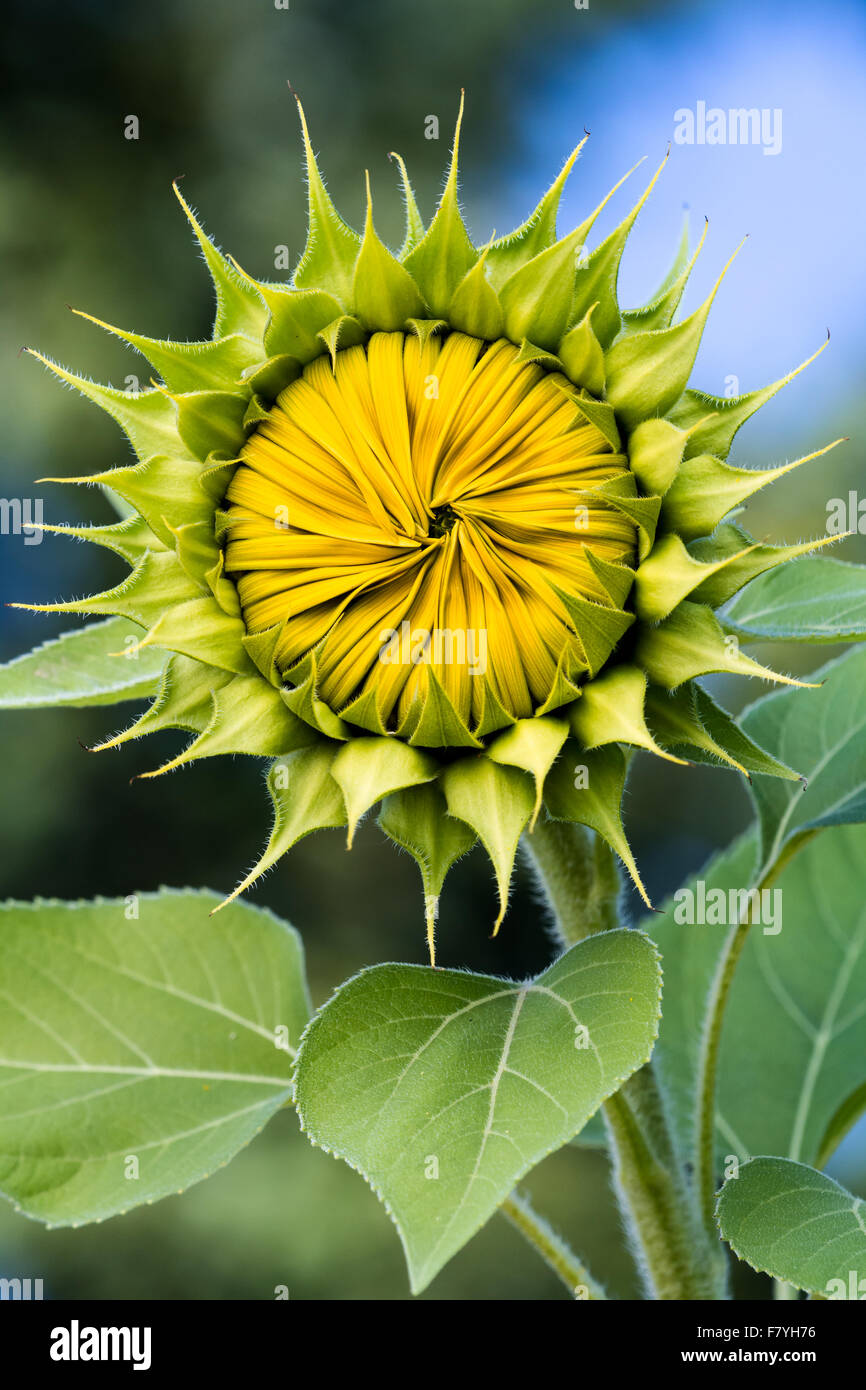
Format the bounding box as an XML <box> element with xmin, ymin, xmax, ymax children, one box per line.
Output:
<box><xmin>490</xmin><ymin>898</ymin><xmax>508</xmax><ymax>937</ymax></box>
<box><xmin>363</xmin><ymin>169</ymin><xmax>375</xmax><ymax>228</ymax></box>
<box><xmin>295</xmin><ymin>95</ymin><xmax>315</xmax><ymax>159</ymax></box>
<box><xmin>444</xmin><ymin>91</ymin><xmax>466</xmax><ymax>193</ymax></box>
<box><xmin>424</xmin><ymin>896</ymin><xmax>438</xmax><ymax>967</ymax></box>
<box><xmin>691</xmin><ymin>218</ymin><xmax>710</xmax><ymax>257</ymax></box>
<box><xmin>171</xmin><ymin>180</ymin><xmax>202</xmax><ymax>231</ymax></box>
<box><xmin>553</xmin><ymin>131</ymin><xmax>591</xmax><ymax>192</ymax></box>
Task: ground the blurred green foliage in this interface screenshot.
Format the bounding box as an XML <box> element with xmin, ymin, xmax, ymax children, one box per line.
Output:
<box><xmin>1</xmin><ymin>0</ymin><xmax>862</xmax><ymax>1298</ymax></box>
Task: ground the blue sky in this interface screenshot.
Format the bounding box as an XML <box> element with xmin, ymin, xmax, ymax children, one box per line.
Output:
<box><xmin>493</xmin><ymin>0</ymin><xmax>866</xmax><ymax>446</ymax></box>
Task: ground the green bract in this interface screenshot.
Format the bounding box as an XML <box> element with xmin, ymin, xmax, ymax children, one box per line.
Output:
<box><xmin>12</xmin><ymin>95</ymin><xmax>842</xmax><ymax>954</ymax></box>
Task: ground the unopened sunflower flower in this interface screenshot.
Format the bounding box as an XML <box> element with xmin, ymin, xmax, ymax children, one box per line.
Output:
<box><xmin>18</xmin><ymin>95</ymin><xmax>840</xmax><ymax>958</ymax></box>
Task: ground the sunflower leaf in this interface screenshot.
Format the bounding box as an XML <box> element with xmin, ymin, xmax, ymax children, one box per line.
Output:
<box><xmin>724</xmin><ymin>556</ymin><xmax>866</xmax><ymax>642</ymax></box>
<box><xmin>740</xmin><ymin>647</ymin><xmax>866</xmax><ymax>871</ymax></box>
<box><xmin>0</xmin><ymin>619</ymin><xmax>165</xmax><ymax>709</ymax></box>
<box><xmin>294</xmin><ymin>928</ymin><xmax>661</xmax><ymax>1292</ymax></box>
<box><xmin>649</xmin><ymin>825</ymin><xmax>866</xmax><ymax>1174</ymax></box>
<box><xmin>0</xmin><ymin>890</ymin><xmax>307</xmax><ymax>1226</ymax></box>
<box><xmin>716</xmin><ymin>1158</ymin><xmax>866</xmax><ymax>1297</ymax></box>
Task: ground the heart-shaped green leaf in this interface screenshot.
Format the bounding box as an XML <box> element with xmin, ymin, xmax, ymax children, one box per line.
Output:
<box><xmin>294</xmin><ymin>929</ymin><xmax>661</xmax><ymax>1291</ymax></box>
<box><xmin>0</xmin><ymin>890</ymin><xmax>308</xmax><ymax>1226</ymax></box>
<box><xmin>716</xmin><ymin>1156</ymin><xmax>866</xmax><ymax>1297</ymax></box>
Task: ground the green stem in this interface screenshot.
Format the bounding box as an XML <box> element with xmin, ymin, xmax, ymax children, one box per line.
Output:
<box><xmin>500</xmin><ymin>1191</ymin><xmax>606</xmax><ymax>1299</ymax></box>
<box><xmin>524</xmin><ymin>817</ymin><xmax>725</xmax><ymax>1300</ymax></box>
<box><xmin>521</xmin><ymin>818</ymin><xmax>620</xmax><ymax>945</ymax></box>
<box><xmin>693</xmin><ymin>836</ymin><xmax>812</xmax><ymax>1235</ymax></box>
<box><xmin>603</xmin><ymin>1071</ymin><xmax>723</xmax><ymax>1299</ymax></box>
<box><xmin>694</xmin><ymin>912</ymin><xmax>752</xmax><ymax>1232</ymax></box>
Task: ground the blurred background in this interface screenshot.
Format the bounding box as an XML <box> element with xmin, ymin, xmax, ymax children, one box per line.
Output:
<box><xmin>1</xmin><ymin>0</ymin><xmax>864</xmax><ymax>1299</ymax></box>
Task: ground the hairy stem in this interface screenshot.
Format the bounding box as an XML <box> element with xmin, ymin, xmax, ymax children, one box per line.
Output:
<box><xmin>603</xmin><ymin>1070</ymin><xmax>724</xmax><ymax>1299</ymax></box>
<box><xmin>500</xmin><ymin>1190</ymin><xmax>606</xmax><ymax>1299</ymax></box>
<box><xmin>522</xmin><ymin>818</ymin><xmax>620</xmax><ymax>944</ymax></box>
<box><xmin>524</xmin><ymin>817</ymin><xmax>725</xmax><ymax>1300</ymax></box>
<box><xmin>694</xmin><ymin>912</ymin><xmax>752</xmax><ymax>1232</ymax></box>
<box><xmin>693</xmin><ymin>835</ymin><xmax>812</xmax><ymax>1234</ymax></box>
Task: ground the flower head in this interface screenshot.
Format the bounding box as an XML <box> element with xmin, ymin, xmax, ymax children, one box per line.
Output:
<box><xmin>226</xmin><ymin>332</ymin><xmax>634</xmax><ymax>732</ymax></box>
<box><xmin>19</xmin><ymin>94</ymin><xmax>840</xmax><ymax>957</ymax></box>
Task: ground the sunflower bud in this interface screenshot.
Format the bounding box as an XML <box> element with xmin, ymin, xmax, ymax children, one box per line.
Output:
<box><xmin>17</xmin><ymin>93</ymin><xmax>840</xmax><ymax>958</ymax></box>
